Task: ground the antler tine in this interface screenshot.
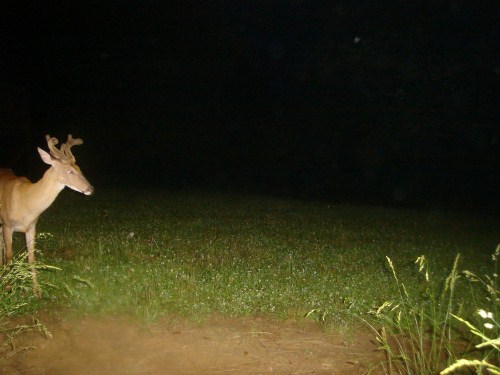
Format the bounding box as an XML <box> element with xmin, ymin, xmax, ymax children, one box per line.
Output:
<box><xmin>45</xmin><ymin>134</ymin><xmax>66</xmax><ymax>160</ymax></box>
<box><xmin>61</xmin><ymin>134</ymin><xmax>83</xmax><ymax>163</ymax></box>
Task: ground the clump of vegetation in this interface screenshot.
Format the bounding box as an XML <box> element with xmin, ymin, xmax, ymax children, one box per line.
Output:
<box><xmin>368</xmin><ymin>254</ymin><xmax>461</xmax><ymax>374</ymax></box>
<box><xmin>441</xmin><ymin>244</ymin><xmax>499</xmax><ymax>375</ymax></box>
<box><xmin>370</xmin><ymin>245</ymin><xmax>500</xmax><ymax>375</ymax></box>
<box><xmin>1</xmin><ymin>252</ymin><xmax>40</xmax><ymax>318</ymax></box>
<box><xmin>0</xmin><ymin>252</ymin><xmax>56</xmax><ymax>361</ymax></box>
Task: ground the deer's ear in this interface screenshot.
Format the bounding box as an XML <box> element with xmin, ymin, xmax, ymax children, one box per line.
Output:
<box><xmin>38</xmin><ymin>148</ymin><xmax>54</xmax><ymax>165</ymax></box>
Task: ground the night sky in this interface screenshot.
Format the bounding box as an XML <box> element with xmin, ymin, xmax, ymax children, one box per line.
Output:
<box><xmin>1</xmin><ymin>1</ymin><xmax>498</xmax><ymax>211</ymax></box>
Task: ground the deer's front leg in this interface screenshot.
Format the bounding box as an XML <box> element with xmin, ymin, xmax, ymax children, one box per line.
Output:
<box><xmin>2</xmin><ymin>225</ymin><xmax>14</xmax><ymax>266</ymax></box>
<box><xmin>26</xmin><ymin>226</ymin><xmax>41</xmax><ymax>297</ymax></box>
<box><xmin>0</xmin><ymin>225</ymin><xmax>4</xmax><ymax>266</ymax></box>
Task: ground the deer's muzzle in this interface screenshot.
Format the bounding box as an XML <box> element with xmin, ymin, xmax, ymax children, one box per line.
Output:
<box><xmin>84</xmin><ymin>185</ymin><xmax>95</xmax><ymax>195</ymax></box>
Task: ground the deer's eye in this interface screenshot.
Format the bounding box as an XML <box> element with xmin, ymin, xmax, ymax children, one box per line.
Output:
<box><xmin>67</xmin><ymin>170</ymin><xmax>73</xmax><ymax>174</ymax></box>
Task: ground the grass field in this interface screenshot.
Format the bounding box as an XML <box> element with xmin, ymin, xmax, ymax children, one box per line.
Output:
<box><xmin>7</xmin><ymin>188</ymin><xmax>493</xmax><ymax>332</ymax></box>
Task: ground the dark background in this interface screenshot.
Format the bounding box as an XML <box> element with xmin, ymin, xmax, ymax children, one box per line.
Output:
<box><xmin>1</xmin><ymin>1</ymin><xmax>498</xmax><ymax>211</ymax></box>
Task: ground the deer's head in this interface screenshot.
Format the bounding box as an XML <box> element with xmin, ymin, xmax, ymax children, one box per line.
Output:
<box><xmin>38</xmin><ymin>134</ymin><xmax>94</xmax><ymax>195</ymax></box>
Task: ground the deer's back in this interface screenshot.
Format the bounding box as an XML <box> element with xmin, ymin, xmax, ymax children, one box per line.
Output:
<box><xmin>0</xmin><ymin>168</ymin><xmax>29</xmax><ymax>203</ymax></box>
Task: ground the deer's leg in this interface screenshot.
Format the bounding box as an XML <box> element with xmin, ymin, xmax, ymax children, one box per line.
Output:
<box><xmin>26</xmin><ymin>227</ymin><xmax>40</xmax><ymax>297</ymax></box>
<box><xmin>0</xmin><ymin>225</ymin><xmax>4</xmax><ymax>266</ymax></box>
<box><xmin>2</xmin><ymin>225</ymin><xmax>14</xmax><ymax>265</ymax></box>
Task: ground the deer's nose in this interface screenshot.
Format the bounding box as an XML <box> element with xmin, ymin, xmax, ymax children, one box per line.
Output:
<box><xmin>84</xmin><ymin>185</ymin><xmax>95</xmax><ymax>196</ymax></box>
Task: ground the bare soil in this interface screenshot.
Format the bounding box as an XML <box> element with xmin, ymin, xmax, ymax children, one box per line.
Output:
<box><xmin>1</xmin><ymin>315</ymin><xmax>383</xmax><ymax>374</ymax></box>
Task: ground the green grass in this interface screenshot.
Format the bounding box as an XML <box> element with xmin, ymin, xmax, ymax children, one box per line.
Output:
<box><xmin>9</xmin><ymin>188</ymin><xmax>499</xmax><ymax>330</ymax></box>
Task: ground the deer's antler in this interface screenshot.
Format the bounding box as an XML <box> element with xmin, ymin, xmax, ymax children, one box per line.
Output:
<box><xmin>45</xmin><ymin>134</ymin><xmax>83</xmax><ymax>163</ymax></box>
<box><xmin>61</xmin><ymin>135</ymin><xmax>83</xmax><ymax>164</ymax></box>
<box><xmin>46</xmin><ymin>135</ymin><xmax>65</xmax><ymax>159</ymax></box>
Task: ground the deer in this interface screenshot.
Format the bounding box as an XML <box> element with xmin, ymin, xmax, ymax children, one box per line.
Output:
<box><xmin>0</xmin><ymin>134</ymin><xmax>94</xmax><ymax>297</ymax></box>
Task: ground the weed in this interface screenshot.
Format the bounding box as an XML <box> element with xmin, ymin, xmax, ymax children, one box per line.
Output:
<box><xmin>368</xmin><ymin>254</ymin><xmax>462</xmax><ymax>374</ymax></box>
<box><xmin>0</xmin><ymin>252</ymin><xmax>56</xmax><ymax>361</ymax></box>
<box><xmin>441</xmin><ymin>244</ymin><xmax>500</xmax><ymax>375</ymax></box>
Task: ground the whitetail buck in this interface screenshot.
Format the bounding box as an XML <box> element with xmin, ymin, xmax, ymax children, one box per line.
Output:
<box><xmin>0</xmin><ymin>134</ymin><xmax>94</xmax><ymax>296</ymax></box>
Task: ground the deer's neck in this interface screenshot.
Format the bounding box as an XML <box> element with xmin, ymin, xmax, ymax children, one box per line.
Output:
<box><xmin>27</xmin><ymin>167</ymin><xmax>65</xmax><ymax>215</ymax></box>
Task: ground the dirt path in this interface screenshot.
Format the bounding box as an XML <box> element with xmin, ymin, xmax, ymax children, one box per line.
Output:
<box><xmin>2</xmin><ymin>315</ymin><xmax>383</xmax><ymax>374</ymax></box>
